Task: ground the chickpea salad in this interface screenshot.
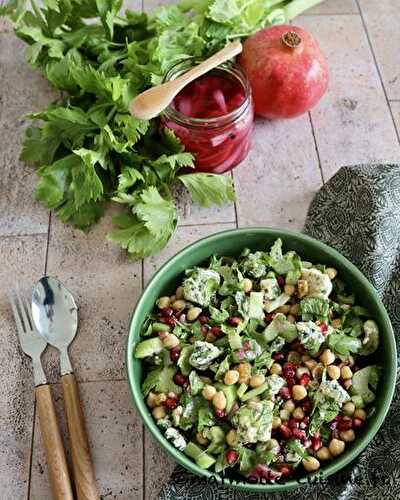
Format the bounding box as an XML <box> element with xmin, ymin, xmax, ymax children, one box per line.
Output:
<box><xmin>134</xmin><ymin>239</ymin><xmax>381</xmax><ymax>482</ymax></box>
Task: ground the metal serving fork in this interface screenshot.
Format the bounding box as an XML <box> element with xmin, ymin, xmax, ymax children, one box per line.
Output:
<box><xmin>10</xmin><ymin>290</ymin><xmax>73</xmax><ymax>500</ymax></box>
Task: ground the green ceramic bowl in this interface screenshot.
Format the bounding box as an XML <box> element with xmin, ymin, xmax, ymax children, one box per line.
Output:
<box><xmin>126</xmin><ymin>228</ymin><xmax>396</xmax><ymax>492</ymax></box>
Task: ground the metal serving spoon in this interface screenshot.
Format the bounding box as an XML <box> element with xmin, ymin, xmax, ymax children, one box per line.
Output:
<box><xmin>129</xmin><ymin>40</ymin><xmax>242</xmax><ymax>120</ymax></box>
<box><xmin>32</xmin><ymin>277</ymin><xmax>99</xmax><ymax>500</ymax></box>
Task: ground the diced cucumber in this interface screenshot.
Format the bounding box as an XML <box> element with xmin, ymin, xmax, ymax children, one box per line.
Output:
<box><xmin>240</xmin><ymin>381</ymin><xmax>269</xmax><ymax>401</ymax></box>
<box><xmin>152</xmin><ymin>322</ymin><xmax>171</xmax><ymax>333</ymax></box>
<box><xmin>134</xmin><ymin>337</ymin><xmax>164</xmax><ymax>358</ymax></box>
<box><xmin>237</xmin><ymin>383</ymin><xmax>248</xmax><ymax>399</ymax></box>
<box><xmin>215</xmin><ymin>383</ymin><xmax>237</xmax><ymax>413</ymax></box>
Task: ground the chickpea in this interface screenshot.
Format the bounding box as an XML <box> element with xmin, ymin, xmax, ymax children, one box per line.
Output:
<box><xmin>343</xmin><ymin>402</ymin><xmax>356</xmax><ymax>417</ymax></box>
<box><xmin>249</xmin><ymin>374</ymin><xmax>265</xmax><ymax>388</ymax></box>
<box><xmin>224</xmin><ymin>370</ymin><xmax>240</xmax><ymax>386</ymax></box>
<box><xmin>292</xmin><ymin>385</ymin><xmax>307</xmax><ymax>401</ymax></box>
<box><xmin>288</xmin><ymin>351</ymin><xmax>302</xmax><ymax>364</ymax></box>
<box><xmin>302</xmin><ymin>354</ymin><xmax>312</xmax><ymax>362</ymax></box>
<box><xmin>243</xmin><ymin>278</ymin><xmax>253</xmax><ymax>293</ymax></box>
<box><xmin>320</xmin><ymin>349</ymin><xmax>335</xmax><ymax>366</ymax></box>
<box><xmin>354</xmin><ymin>408</ymin><xmax>366</xmax><ymax>420</ymax></box>
<box><xmin>196</xmin><ymin>432</ymin><xmax>208</xmax><ymax>445</ymax></box>
<box><xmin>331</xmin><ymin>318</ymin><xmax>342</xmax><ymax>329</ymax></box>
<box><xmin>237</xmin><ymin>363</ymin><xmax>251</xmax><ymax>384</ymax></box>
<box><xmin>302</xmin><ymin>456</ymin><xmax>320</xmax><ymax>472</ymax></box>
<box><xmin>325</xmin><ymin>267</ymin><xmax>338</xmax><ymax>280</ymax></box>
<box><xmin>296</xmin><ymin>366</ymin><xmax>310</xmax><ymax>378</ymax></box>
<box><xmin>272</xmin><ymin>416</ymin><xmax>282</xmax><ymax>429</ymax></box>
<box><xmin>154</xmin><ymin>393</ymin><xmax>167</xmax><ymax>406</ymax></box>
<box><xmin>284</xmin><ymin>284</ymin><xmax>295</xmax><ymax>295</ymax></box>
<box><xmin>340</xmin><ymin>430</ymin><xmax>355</xmax><ymax>442</ymax></box>
<box><xmin>152</xmin><ymin>406</ymin><xmax>166</xmax><ymax>420</ymax></box>
<box><xmin>348</xmin><ymin>355</ymin><xmax>355</xmax><ymax>367</ymax></box>
<box><xmin>290</xmin><ymin>303</ymin><xmax>300</xmax><ymax>316</ymax></box>
<box><xmin>305</xmin><ymin>359</ymin><xmax>318</xmax><ymax>371</ymax></box>
<box><xmin>157</xmin><ymin>296</ymin><xmax>171</xmax><ymax>309</ymax></box>
<box><xmin>162</xmin><ymin>333</ymin><xmax>180</xmax><ymax>349</ymax></box>
<box><xmin>276</xmin><ymin>304</ymin><xmax>291</xmax><ymax>314</ymax></box>
<box><xmin>292</xmin><ymin>407</ymin><xmax>305</xmax><ymax>420</ymax></box>
<box><xmin>270</xmin><ymin>363</ymin><xmax>282</xmax><ymax>375</ymax></box>
<box><xmin>312</xmin><ymin>363</ymin><xmax>324</xmax><ymax>380</ymax></box>
<box><xmin>169</xmin><ymin>295</ymin><xmax>176</xmax><ymax>303</ymax></box>
<box><xmin>206</xmin><ymin>332</ymin><xmax>217</xmax><ymax>343</ymax></box>
<box><xmin>329</xmin><ymin>438</ymin><xmax>345</xmax><ymax>457</ymax></box>
<box><xmin>283</xmin><ymin>399</ymin><xmax>296</xmax><ymax>413</ymax></box>
<box><xmin>212</xmin><ymin>391</ymin><xmax>227</xmax><ymax>410</ymax></box>
<box><xmin>202</xmin><ymin>385</ymin><xmax>217</xmax><ymax>401</ymax></box>
<box><xmin>341</xmin><ymin>366</ymin><xmax>353</xmax><ymax>380</ymax></box>
<box><xmin>297</xmin><ymin>280</ymin><xmax>309</xmax><ymax>298</ymax></box>
<box><xmin>226</xmin><ymin>429</ymin><xmax>238</xmax><ymax>447</ymax></box>
<box><xmin>327</xmin><ymin>365</ymin><xmax>341</xmax><ymax>380</ymax></box>
<box><xmin>186</xmin><ymin>307</ymin><xmax>202</xmax><ymax>322</ymax></box>
<box><xmin>280</xmin><ymin>409</ymin><xmax>291</xmax><ymax>421</ymax></box>
<box><xmin>146</xmin><ymin>392</ymin><xmax>158</xmax><ymax>409</ymax></box>
<box><xmin>287</xmin><ymin>314</ymin><xmax>296</xmax><ymax>324</ymax></box>
<box><xmin>316</xmin><ymin>447</ymin><xmax>332</xmax><ymax>461</ymax></box>
<box><xmin>172</xmin><ymin>299</ymin><xmax>186</xmax><ymax>311</ymax></box>
<box><xmin>175</xmin><ymin>286</ymin><xmax>184</xmax><ymax>299</ymax></box>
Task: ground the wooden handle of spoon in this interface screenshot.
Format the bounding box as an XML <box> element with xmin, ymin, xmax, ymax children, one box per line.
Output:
<box><xmin>62</xmin><ymin>373</ymin><xmax>99</xmax><ymax>500</ymax></box>
<box><xmin>35</xmin><ymin>384</ymin><xmax>74</xmax><ymax>500</ymax></box>
<box><xmin>129</xmin><ymin>40</ymin><xmax>242</xmax><ymax>120</ymax></box>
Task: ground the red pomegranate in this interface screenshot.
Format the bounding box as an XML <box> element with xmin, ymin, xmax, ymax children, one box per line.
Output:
<box><xmin>239</xmin><ymin>25</ymin><xmax>328</xmax><ymax>118</ymax></box>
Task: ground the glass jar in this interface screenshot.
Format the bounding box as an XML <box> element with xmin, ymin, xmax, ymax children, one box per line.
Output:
<box><xmin>160</xmin><ymin>60</ymin><xmax>254</xmax><ymax>174</ymax></box>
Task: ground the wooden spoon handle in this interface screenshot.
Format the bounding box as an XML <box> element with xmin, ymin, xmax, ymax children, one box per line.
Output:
<box><xmin>35</xmin><ymin>384</ymin><xmax>74</xmax><ymax>500</ymax></box>
<box><xmin>178</xmin><ymin>41</ymin><xmax>243</xmax><ymax>87</ymax></box>
<box><xmin>62</xmin><ymin>373</ymin><xmax>99</xmax><ymax>500</ymax></box>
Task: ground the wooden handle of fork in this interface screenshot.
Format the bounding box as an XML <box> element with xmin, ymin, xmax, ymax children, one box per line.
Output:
<box><xmin>35</xmin><ymin>384</ymin><xmax>74</xmax><ymax>500</ymax></box>
<box><xmin>62</xmin><ymin>373</ymin><xmax>99</xmax><ymax>500</ymax></box>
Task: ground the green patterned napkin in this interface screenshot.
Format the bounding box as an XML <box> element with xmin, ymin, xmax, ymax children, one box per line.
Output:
<box><xmin>159</xmin><ymin>164</ymin><xmax>400</xmax><ymax>500</ymax></box>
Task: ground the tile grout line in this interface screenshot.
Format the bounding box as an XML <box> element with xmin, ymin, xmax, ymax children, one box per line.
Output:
<box><xmin>356</xmin><ymin>0</ymin><xmax>400</xmax><ymax>146</ymax></box>
<box><xmin>302</xmin><ymin>12</ymin><xmax>359</xmax><ymax>16</ymax></box>
<box><xmin>308</xmin><ymin>112</ymin><xmax>325</xmax><ymax>185</ymax></box>
<box><xmin>0</xmin><ymin>231</ymin><xmax>49</xmax><ymax>240</ymax></box>
<box><xmin>179</xmin><ymin>220</ymin><xmax>236</xmax><ymax>229</ymax></box>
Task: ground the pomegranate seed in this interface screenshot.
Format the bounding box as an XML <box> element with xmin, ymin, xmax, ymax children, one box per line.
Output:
<box><xmin>178</xmin><ymin>313</ymin><xmax>186</xmax><ymax>323</ymax></box>
<box><xmin>288</xmin><ymin>419</ymin><xmax>300</xmax><ymax>429</ymax></box>
<box><xmin>242</xmin><ymin>340</ymin><xmax>250</xmax><ymax>350</ymax></box>
<box><xmin>292</xmin><ymin>428</ymin><xmax>306</xmax><ymax>440</ymax></box>
<box><xmin>200</xmin><ymin>325</ymin><xmax>209</xmax><ymax>336</ymax></box>
<box><xmin>265</xmin><ymin>313</ymin><xmax>275</xmax><ymax>322</ymax></box>
<box><xmin>279</xmin><ymin>387</ymin><xmax>291</xmax><ymax>400</ymax></box>
<box><xmin>161</xmin><ymin>307</ymin><xmax>174</xmax><ymax>317</ymax></box>
<box><xmin>353</xmin><ymin>417</ymin><xmax>364</xmax><ymax>429</ymax></box>
<box><xmin>279</xmin><ymin>465</ymin><xmax>292</xmax><ymax>477</ymax></box>
<box><xmin>277</xmin><ymin>276</ymin><xmax>285</xmax><ymax>287</ymax></box>
<box><xmin>311</xmin><ymin>436</ymin><xmax>322</xmax><ymax>451</ymax></box>
<box><xmin>279</xmin><ymin>424</ymin><xmax>292</xmax><ymax>439</ymax></box>
<box><xmin>173</xmin><ymin>373</ymin><xmax>188</xmax><ymax>386</ymax></box>
<box><xmin>215</xmin><ymin>409</ymin><xmax>226</xmax><ymax>420</ymax></box>
<box><xmin>302</xmin><ymin>399</ymin><xmax>312</xmax><ymax>413</ymax></box>
<box><xmin>228</xmin><ymin>316</ymin><xmax>242</xmax><ymax>326</ymax></box>
<box><xmin>283</xmin><ymin>362</ymin><xmax>297</xmax><ymax>379</ymax></box>
<box><xmin>302</xmin><ymin>416</ymin><xmax>310</xmax><ymax>426</ymax></box>
<box><xmin>338</xmin><ymin>417</ymin><xmax>353</xmax><ymax>431</ymax></box>
<box><xmin>164</xmin><ymin>397</ymin><xmax>179</xmax><ymax>410</ymax></box>
<box><xmin>169</xmin><ymin>347</ymin><xmax>181</xmax><ymax>362</ymax></box>
<box><xmin>290</xmin><ymin>340</ymin><xmax>305</xmax><ymax>353</ymax></box>
<box><xmin>198</xmin><ymin>315</ymin><xmax>208</xmax><ymax>325</ymax></box>
<box><xmin>273</xmin><ymin>353</ymin><xmax>284</xmax><ymax>362</ymax></box>
<box><xmin>226</xmin><ymin>450</ymin><xmax>238</xmax><ymax>464</ymax></box>
<box><xmin>160</xmin><ymin>316</ymin><xmax>176</xmax><ymax>327</ymax></box>
<box><xmin>331</xmin><ymin>429</ymin><xmax>340</xmax><ymax>439</ymax></box>
<box><xmin>303</xmin><ymin>439</ymin><xmax>312</xmax><ymax>448</ymax></box>
<box><xmin>286</xmin><ymin>376</ymin><xmax>296</xmax><ymax>387</ymax></box>
<box><xmin>299</xmin><ymin>374</ymin><xmax>311</xmax><ymax>386</ymax></box>
<box><xmin>320</xmin><ymin>322</ymin><xmax>328</xmax><ymax>333</ymax></box>
<box><xmin>330</xmin><ymin>421</ymin><xmax>338</xmax><ymax>430</ymax></box>
<box><xmin>210</xmin><ymin>326</ymin><xmax>223</xmax><ymax>337</ymax></box>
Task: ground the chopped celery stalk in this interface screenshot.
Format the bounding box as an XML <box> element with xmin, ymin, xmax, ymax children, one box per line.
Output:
<box><xmin>197</xmin><ymin>452</ymin><xmax>216</xmax><ymax>469</ymax></box>
<box><xmin>134</xmin><ymin>337</ymin><xmax>164</xmax><ymax>358</ymax></box>
<box><xmin>184</xmin><ymin>442</ymin><xmax>204</xmax><ymax>460</ymax></box>
<box><xmin>240</xmin><ymin>381</ymin><xmax>269</xmax><ymax>401</ymax></box>
<box><xmin>228</xmin><ymin>330</ymin><xmax>242</xmax><ymax>350</ymax></box>
<box><xmin>237</xmin><ymin>383</ymin><xmax>248</xmax><ymax>399</ymax></box>
<box><xmin>152</xmin><ymin>322</ymin><xmax>171</xmax><ymax>333</ymax></box>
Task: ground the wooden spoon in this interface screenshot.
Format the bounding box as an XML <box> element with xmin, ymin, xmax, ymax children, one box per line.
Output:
<box><xmin>129</xmin><ymin>41</ymin><xmax>243</xmax><ymax>120</ymax></box>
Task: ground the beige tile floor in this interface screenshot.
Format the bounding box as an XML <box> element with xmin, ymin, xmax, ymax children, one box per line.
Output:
<box><xmin>1</xmin><ymin>0</ymin><xmax>400</xmax><ymax>498</ymax></box>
